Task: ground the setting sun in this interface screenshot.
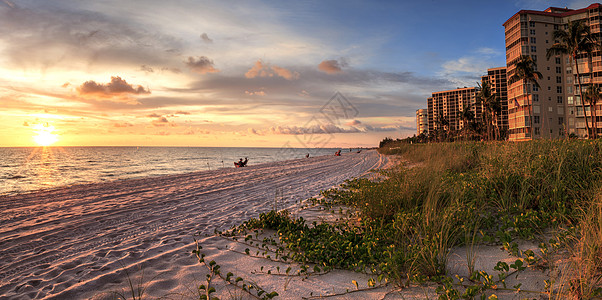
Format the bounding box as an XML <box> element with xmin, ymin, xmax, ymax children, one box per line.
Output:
<box><xmin>33</xmin><ymin>123</ymin><xmax>59</xmax><ymax>146</ymax></box>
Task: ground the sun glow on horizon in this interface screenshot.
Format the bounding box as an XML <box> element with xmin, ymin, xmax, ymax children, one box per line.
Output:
<box><xmin>32</xmin><ymin>123</ymin><xmax>59</xmax><ymax>147</ymax></box>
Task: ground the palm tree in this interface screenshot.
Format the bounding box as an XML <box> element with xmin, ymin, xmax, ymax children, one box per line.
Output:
<box><xmin>435</xmin><ymin>112</ymin><xmax>449</xmax><ymax>142</ymax></box>
<box><xmin>584</xmin><ymin>83</ymin><xmax>600</xmax><ymax>139</ymax></box>
<box><xmin>459</xmin><ymin>103</ymin><xmax>475</xmax><ymax>140</ymax></box>
<box><xmin>509</xmin><ymin>55</ymin><xmax>543</xmax><ymax>139</ymax></box>
<box><xmin>477</xmin><ymin>81</ymin><xmax>498</xmax><ymax>141</ymax></box>
<box><xmin>547</xmin><ymin>20</ymin><xmax>596</xmax><ymax>138</ymax></box>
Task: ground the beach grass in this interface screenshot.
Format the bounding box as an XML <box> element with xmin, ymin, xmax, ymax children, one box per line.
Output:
<box><xmin>229</xmin><ymin>140</ymin><xmax>602</xmax><ymax>298</ymax></box>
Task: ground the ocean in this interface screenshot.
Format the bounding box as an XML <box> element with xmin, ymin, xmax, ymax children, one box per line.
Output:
<box><xmin>0</xmin><ymin>146</ymin><xmax>345</xmax><ymax>196</ymax></box>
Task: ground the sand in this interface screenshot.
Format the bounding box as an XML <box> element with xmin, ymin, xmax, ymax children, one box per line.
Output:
<box><xmin>0</xmin><ymin>149</ymin><xmax>568</xmax><ymax>300</ymax></box>
<box><xmin>0</xmin><ymin>150</ymin><xmax>394</xmax><ymax>299</ymax></box>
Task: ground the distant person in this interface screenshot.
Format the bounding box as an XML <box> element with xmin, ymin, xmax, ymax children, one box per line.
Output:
<box><xmin>334</xmin><ymin>150</ymin><xmax>341</xmax><ymax>156</ymax></box>
<box><xmin>306</xmin><ymin>153</ymin><xmax>310</xmax><ymax>158</ymax></box>
<box><xmin>234</xmin><ymin>157</ymin><xmax>248</xmax><ymax>167</ymax></box>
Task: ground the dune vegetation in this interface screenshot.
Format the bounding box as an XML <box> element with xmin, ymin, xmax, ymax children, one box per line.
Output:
<box><xmin>225</xmin><ymin>140</ymin><xmax>602</xmax><ymax>299</ymax></box>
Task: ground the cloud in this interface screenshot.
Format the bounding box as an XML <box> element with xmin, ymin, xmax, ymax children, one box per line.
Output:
<box><xmin>244</xmin><ymin>60</ymin><xmax>299</xmax><ymax>80</ymax></box>
<box><xmin>0</xmin><ymin>3</ymin><xmax>183</xmax><ymax>71</ymax></box>
<box><xmin>174</xmin><ymin>111</ymin><xmax>190</xmax><ymax>115</ymax></box>
<box><xmin>160</xmin><ymin>67</ymin><xmax>182</xmax><ymax>74</ymax></box>
<box><xmin>151</xmin><ymin>116</ymin><xmax>177</xmax><ymax>127</ymax></box>
<box><xmin>346</xmin><ymin>120</ymin><xmax>361</xmax><ymax>126</ymax></box>
<box><xmin>146</xmin><ymin>113</ymin><xmax>161</xmax><ymax>118</ymax></box>
<box><xmin>185</xmin><ymin>56</ymin><xmax>219</xmax><ymax>74</ymax></box>
<box><xmin>113</xmin><ymin>122</ymin><xmax>133</xmax><ymax>127</ymax></box>
<box><xmin>318</xmin><ymin>59</ymin><xmax>344</xmax><ymax>74</ymax></box>
<box><xmin>476</xmin><ymin>47</ymin><xmax>501</xmax><ymax>55</ymax></box>
<box><xmin>245</xmin><ymin>89</ymin><xmax>266</xmax><ymax>96</ymax></box>
<box><xmin>23</xmin><ymin>121</ymin><xmax>29</xmax><ymax>126</ymax></box>
<box><xmin>363</xmin><ymin>125</ymin><xmax>399</xmax><ymax>132</ymax></box>
<box><xmin>77</xmin><ymin>76</ymin><xmax>150</xmax><ymax>99</ymax></box>
<box><xmin>200</xmin><ymin>33</ymin><xmax>213</xmax><ymax>43</ymax></box>
<box><xmin>140</xmin><ymin>65</ymin><xmax>154</xmax><ymax>73</ymax></box>
<box><xmin>268</xmin><ymin>124</ymin><xmax>361</xmax><ymax>135</ymax></box>
<box><xmin>439</xmin><ymin>47</ymin><xmax>505</xmax><ymax>87</ymax></box>
<box><xmin>271</xmin><ymin>65</ymin><xmax>298</xmax><ymax>80</ymax></box>
<box><xmin>1</xmin><ymin>0</ymin><xmax>16</xmax><ymax>9</ymax></box>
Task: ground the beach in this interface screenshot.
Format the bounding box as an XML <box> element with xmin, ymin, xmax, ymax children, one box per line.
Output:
<box><xmin>0</xmin><ymin>150</ymin><xmax>391</xmax><ymax>299</ymax></box>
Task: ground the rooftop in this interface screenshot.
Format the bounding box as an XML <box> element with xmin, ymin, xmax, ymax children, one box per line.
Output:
<box><xmin>503</xmin><ymin>3</ymin><xmax>602</xmax><ymax>26</ymax></box>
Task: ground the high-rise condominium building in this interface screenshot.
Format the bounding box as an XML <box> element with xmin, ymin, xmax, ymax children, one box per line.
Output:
<box><xmin>427</xmin><ymin>87</ymin><xmax>481</xmax><ymax>135</ymax></box>
<box><xmin>481</xmin><ymin>67</ymin><xmax>509</xmax><ymax>137</ymax></box>
<box><xmin>416</xmin><ymin>109</ymin><xmax>428</xmax><ymax>135</ymax></box>
<box><xmin>504</xmin><ymin>3</ymin><xmax>602</xmax><ymax>140</ymax></box>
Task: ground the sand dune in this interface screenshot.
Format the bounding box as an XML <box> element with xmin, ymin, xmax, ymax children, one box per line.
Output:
<box><xmin>0</xmin><ymin>150</ymin><xmax>390</xmax><ymax>299</ymax></box>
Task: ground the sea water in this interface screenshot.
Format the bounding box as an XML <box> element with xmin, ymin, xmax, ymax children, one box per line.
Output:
<box><xmin>0</xmin><ymin>146</ymin><xmax>344</xmax><ymax>195</ymax></box>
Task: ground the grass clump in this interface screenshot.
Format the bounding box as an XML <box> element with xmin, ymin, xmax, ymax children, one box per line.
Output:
<box><xmin>232</xmin><ymin>140</ymin><xmax>602</xmax><ymax>298</ymax></box>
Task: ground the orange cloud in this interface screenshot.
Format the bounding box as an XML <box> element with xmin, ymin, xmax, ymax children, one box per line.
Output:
<box><xmin>245</xmin><ymin>60</ymin><xmax>299</xmax><ymax>80</ymax></box>
<box><xmin>271</xmin><ymin>65</ymin><xmax>298</xmax><ymax>80</ymax></box>
<box><xmin>318</xmin><ymin>60</ymin><xmax>343</xmax><ymax>74</ymax></box>
<box><xmin>77</xmin><ymin>76</ymin><xmax>150</xmax><ymax>99</ymax></box>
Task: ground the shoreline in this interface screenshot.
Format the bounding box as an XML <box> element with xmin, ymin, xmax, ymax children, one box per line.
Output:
<box><xmin>0</xmin><ymin>150</ymin><xmax>389</xmax><ymax>299</ymax></box>
<box><xmin>0</xmin><ymin>148</ymin><xmax>351</xmax><ymax>197</ymax></box>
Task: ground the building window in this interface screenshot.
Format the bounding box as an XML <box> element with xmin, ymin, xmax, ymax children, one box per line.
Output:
<box><xmin>533</xmin><ymin>94</ymin><xmax>539</xmax><ymax>102</ymax></box>
<box><xmin>535</xmin><ymin>127</ymin><xmax>540</xmax><ymax>135</ymax></box>
<box><xmin>557</xmin><ymin>86</ymin><xmax>562</xmax><ymax>93</ymax></box>
<box><xmin>533</xmin><ymin>85</ymin><xmax>539</xmax><ymax>92</ymax></box>
<box><xmin>548</xmin><ymin>86</ymin><xmax>551</xmax><ymax>91</ymax></box>
<box><xmin>530</xmin><ymin>29</ymin><xmax>536</xmax><ymax>34</ymax></box>
<box><xmin>531</xmin><ymin>55</ymin><xmax>537</xmax><ymax>61</ymax></box>
<box><xmin>559</xmin><ymin>117</ymin><xmax>564</xmax><ymax>125</ymax></box>
<box><xmin>555</xmin><ymin>57</ymin><xmax>561</xmax><ymax>64</ymax></box>
<box><xmin>557</xmin><ymin>96</ymin><xmax>563</xmax><ymax>103</ymax></box>
<box><xmin>568</xmin><ymin>96</ymin><xmax>573</xmax><ymax>105</ymax></box>
<box><xmin>530</xmin><ymin>37</ymin><xmax>536</xmax><ymax>43</ymax></box>
<box><xmin>567</xmin><ymin>86</ymin><xmax>573</xmax><ymax>94</ymax></box>
<box><xmin>556</xmin><ymin>66</ymin><xmax>562</xmax><ymax>73</ymax></box>
<box><xmin>530</xmin><ymin>21</ymin><xmax>536</xmax><ymax>27</ymax></box>
<box><xmin>557</xmin><ymin>76</ymin><xmax>562</xmax><ymax>83</ymax></box>
<box><xmin>531</xmin><ymin>46</ymin><xmax>537</xmax><ymax>52</ymax></box>
<box><xmin>554</xmin><ymin>24</ymin><xmax>559</xmax><ymax>30</ymax></box>
<box><xmin>534</xmin><ymin>116</ymin><xmax>540</xmax><ymax>124</ymax></box>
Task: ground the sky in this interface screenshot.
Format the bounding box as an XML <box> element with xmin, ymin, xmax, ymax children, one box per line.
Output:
<box><xmin>0</xmin><ymin>0</ymin><xmax>594</xmax><ymax>148</ymax></box>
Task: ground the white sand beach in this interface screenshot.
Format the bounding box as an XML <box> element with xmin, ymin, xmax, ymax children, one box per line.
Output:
<box><xmin>0</xmin><ymin>150</ymin><xmax>393</xmax><ymax>299</ymax></box>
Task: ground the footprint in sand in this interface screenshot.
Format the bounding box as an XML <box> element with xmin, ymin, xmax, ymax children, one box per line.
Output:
<box><xmin>95</xmin><ymin>250</ymin><xmax>108</xmax><ymax>258</ymax></box>
<box><xmin>27</xmin><ymin>279</ymin><xmax>42</xmax><ymax>287</ymax></box>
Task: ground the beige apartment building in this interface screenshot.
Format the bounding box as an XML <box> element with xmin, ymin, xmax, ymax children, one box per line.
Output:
<box><xmin>481</xmin><ymin>67</ymin><xmax>509</xmax><ymax>137</ymax></box>
<box><xmin>427</xmin><ymin>87</ymin><xmax>481</xmax><ymax>135</ymax></box>
<box><xmin>504</xmin><ymin>3</ymin><xmax>602</xmax><ymax>140</ymax></box>
<box><xmin>416</xmin><ymin>109</ymin><xmax>428</xmax><ymax>135</ymax></box>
